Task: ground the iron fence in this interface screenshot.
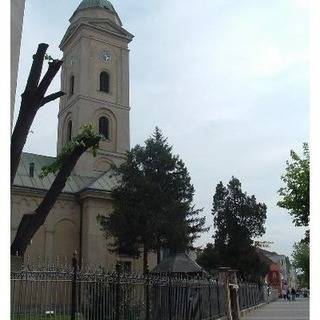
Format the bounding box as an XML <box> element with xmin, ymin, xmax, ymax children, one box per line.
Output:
<box><xmin>238</xmin><ymin>282</ymin><xmax>264</xmax><ymax>310</ymax></box>
<box><xmin>11</xmin><ymin>263</ymin><xmax>227</xmax><ymax>320</ymax></box>
<box><xmin>11</xmin><ymin>260</ymin><xmax>275</xmax><ymax>320</ymax></box>
<box><xmin>238</xmin><ymin>282</ymin><xmax>278</xmax><ymax>310</ymax></box>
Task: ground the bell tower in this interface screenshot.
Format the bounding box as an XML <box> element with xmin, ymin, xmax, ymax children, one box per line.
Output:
<box><xmin>57</xmin><ymin>0</ymin><xmax>134</xmax><ymax>176</ymax></box>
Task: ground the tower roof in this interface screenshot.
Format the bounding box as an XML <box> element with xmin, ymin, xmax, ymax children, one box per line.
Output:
<box><xmin>76</xmin><ymin>0</ymin><xmax>116</xmax><ymax>13</ymax></box>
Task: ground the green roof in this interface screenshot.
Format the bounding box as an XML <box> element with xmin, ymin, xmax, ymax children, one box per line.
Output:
<box><xmin>13</xmin><ymin>152</ymin><xmax>118</xmax><ymax>194</ymax></box>
<box><xmin>76</xmin><ymin>0</ymin><xmax>116</xmax><ymax>13</ymax></box>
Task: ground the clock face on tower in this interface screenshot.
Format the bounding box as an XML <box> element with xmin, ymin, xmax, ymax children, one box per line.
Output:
<box><xmin>101</xmin><ymin>49</ymin><xmax>111</xmax><ymax>63</ymax></box>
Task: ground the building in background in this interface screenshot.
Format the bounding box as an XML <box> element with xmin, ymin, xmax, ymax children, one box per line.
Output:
<box><xmin>257</xmin><ymin>248</ymin><xmax>298</xmax><ymax>294</ymax></box>
<box><xmin>11</xmin><ymin>0</ymin><xmax>158</xmax><ymax>272</ymax></box>
<box><xmin>11</xmin><ymin>0</ymin><xmax>26</xmax><ymax>126</ymax></box>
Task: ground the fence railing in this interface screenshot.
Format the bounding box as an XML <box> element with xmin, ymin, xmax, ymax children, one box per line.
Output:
<box><xmin>11</xmin><ymin>260</ymin><xmax>276</xmax><ymax>320</ymax></box>
<box><xmin>238</xmin><ymin>282</ymin><xmax>279</xmax><ymax>311</ymax></box>
<box><xmin>238</xmin><ymin>282</ymin><xmax>264</xmax><ymax>310</ymax></box>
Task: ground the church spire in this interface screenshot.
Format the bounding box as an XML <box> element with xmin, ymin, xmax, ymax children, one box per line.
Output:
<box><xmin>57</xmin><ymin>0</ymin><xmax>133</xmax><ymax>176</ymax></box>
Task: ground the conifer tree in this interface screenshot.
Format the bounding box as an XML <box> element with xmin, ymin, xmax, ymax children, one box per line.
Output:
<box><xmin>98</xmin><ymin>128</ymin><xmax>207</xmax><ymax>273</ymax></box>
<box><xmin>207</xmin><ymin>177</ymin><xmax>268</xmax><ymax>280</ymax></box>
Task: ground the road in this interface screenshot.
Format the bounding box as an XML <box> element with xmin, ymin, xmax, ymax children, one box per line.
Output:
<box><xmin>242</xmin><ymin>298</ymin><xmax>309</xmax><ymax>320</ymax></box>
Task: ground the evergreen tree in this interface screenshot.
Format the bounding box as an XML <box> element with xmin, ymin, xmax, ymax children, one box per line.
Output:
<box><xmin>209</xmin><ymin>177</ymin><xmax>268</xmax><ymax>280</ymax></box>
<box><xmin>98</xmin><ymin>128</ymin><xmax>206</xmax><ymax>273</ymax></box>
<box><xmin>196</xmin><ymin>243</ymin><xmax>219</xmax><ymax>273</ymax></box>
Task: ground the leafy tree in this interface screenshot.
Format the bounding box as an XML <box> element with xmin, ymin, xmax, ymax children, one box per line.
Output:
<box><xmin>11</xmin><ymin>125</ymin><xmax>101</xmax><ymax>256</ymax></box>
<box><xmin>98</xmin><ymin>128</ymin><xmax>207</xmax><ymax>273</ymax></box>
<box><xmin>278</xmin><ymin>143</ymin><xmax>309</xmax><ymax>233</ymax></box>
<box><xmin>11</xmin><ymin>43</ymin><xmax>64</xmax><ymax>184</ymax></box>
<box><xmin>292</xmin><ymin>240</ymin><xmax>309</xmax><ymax>288</ymax></box>
<box><xmin>209</xmin><ymin>177</ymin><xmax>268</xmax><ymax>280</ymax></box>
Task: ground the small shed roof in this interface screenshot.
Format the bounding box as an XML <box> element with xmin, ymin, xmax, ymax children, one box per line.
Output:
<box><xmin>152</xmin><ymin>252</ymin><xmax>205</xmax><ymax>275</ymax></box>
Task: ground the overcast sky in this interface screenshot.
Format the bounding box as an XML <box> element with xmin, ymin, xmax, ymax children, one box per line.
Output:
<box><xmin>14</xmin><ymin>0</ymin><xmax>309</xmax><ymax>257</ymax></box>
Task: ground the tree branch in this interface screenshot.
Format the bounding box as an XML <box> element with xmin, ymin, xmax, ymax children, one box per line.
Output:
<box><xmin>25</xmin><ymin>43</ymin><xmax>48</xmax><ymax>91</ymax></box>
<box><xmin>11</xmin><ymin>45</ymin><xmax>63</xmax><ymax>185</ymax></box>
<box><xmin>11</xmin><ymin>135</ymin><xmax>101</xmax><ymax>257</ymax></box>
<box><xmin>38</xmin><ymin>60</ymin><xmax>63</xmax><ymax>96</ymax></box>
<box><xmin>39</xmin><ymin>91</ymin><xmax>65</xmax><ymax>107</ymax></box>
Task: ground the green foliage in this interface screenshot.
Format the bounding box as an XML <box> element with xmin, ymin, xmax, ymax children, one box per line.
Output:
<box><xmin>98</xmin><ymin>127</ymin><xmax>207</xmax><ymax>257</ymax></box>
<box><xmin>40</xmin><ymin>124</ymin><xmax>101</xmax><ymax>178</ymax></box>
<box><xmin>12</xmin><ymin>316</ymin><xmax>81</xmax><ymax>320</ymax></box>
<box><xmin>278</xmin><ymin>143</ymin><xmax>309</xmax><ymax>228</ymax></box>
<box><xmin>292</xmin><ymin>240</ymin><xmax>309</xmax><ymax>287</ymax></box>
<box><xmin>213</xmin><ymin>177</ymin><xmax>267</xmax><ymax>246</ymax></box>
<box><xmin>208</xmin><ymin>177</ymin><xmax>268</xmax><ymax>281</ymax></box>
<box><xmin>44</xmin><ymin>53</ymin><xmax>54</xmax><ymax>62</ymax></box>
<box><xmin>196</xmin><ymin>243</ymin><xmax>220</xmax><ymax>273</ymax></box>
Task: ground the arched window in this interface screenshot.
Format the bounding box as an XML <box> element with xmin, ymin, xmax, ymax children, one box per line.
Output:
<box><xmin>70</xmin><ymin>75</ymin><xmax>75</xmax><ymax>95</ymax></box>
<box><xmin>99</xmin><ymin>116</ymin><xmax>109</xmax><ymax>139</ymax></box>
<box><xmin>67</xmin><ymin>120</ymin><xmax>72</xmax><ymax>142</ymax></box>
<box><xmin>100</xmin><ymin>72</ymin><xmax>110</xmax><ymax>93</ymax></box>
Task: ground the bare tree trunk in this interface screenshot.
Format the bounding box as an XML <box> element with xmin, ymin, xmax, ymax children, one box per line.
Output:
<box><xmin>11</xmin><ymin>43</ymin><xmax>64</xmax><ymax>184</ymax></box>
<box><xmin>11</xmin><ymin>136</ymin><xmax>100</xmax><ymax>256</ymax></box>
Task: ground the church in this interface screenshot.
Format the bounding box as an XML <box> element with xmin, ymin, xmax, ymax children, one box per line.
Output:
<box><xmin>11</xmin><ymin>0</ymin><xmax>157</xmax><ymax>272</ymax></box>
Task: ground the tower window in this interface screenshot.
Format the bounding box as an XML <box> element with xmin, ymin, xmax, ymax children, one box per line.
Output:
<box><xmin>67</xmin><ymin>120</ymin><xmax>72</xmax><ymax>142</ymax></box>
<box><xmin>100</xmin><ymin>72</ymin><xmax>110</xmax><ymax>93</ymax></box>
<box><xmin>99</xmin><ymin>116</ymin><xmax>109</xmax><ymax>139</ymax></box>
<box><xmin>70</xmin><ymin>75</ymin><xmax>75</xmax><ymax>95</ymax></box>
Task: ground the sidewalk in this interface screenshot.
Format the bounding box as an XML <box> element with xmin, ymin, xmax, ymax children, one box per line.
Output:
<box><xmin>242</xmin><ymin>298</ymin><xmax>309</xmax><ymax>320</ymax></box>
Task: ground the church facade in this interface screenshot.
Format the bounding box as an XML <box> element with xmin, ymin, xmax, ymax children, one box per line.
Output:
<box><xmin>11</xmin><ymin>0</ymin><xmax>157</xmax><ymax>272</ymax></box>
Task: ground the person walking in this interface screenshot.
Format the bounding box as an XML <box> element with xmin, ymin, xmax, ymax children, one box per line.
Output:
<box><xmin>287</xmin><ymin>288</ymin><xmax>291</xmax><ymax>301</ymax></box>
<box><xmin>267</xmin><ymin>285</ymin><xmax>271</xmax><ymax>303</ymax></box>
<box><xmin>282</xmin><ymin>288</ymin><xmax>287</xmax><ymax>300</ymax></box>
<box><xmin>291</xmin><ymin>288</ymin><xmax>296</xmax><ymax>301</ymax></box>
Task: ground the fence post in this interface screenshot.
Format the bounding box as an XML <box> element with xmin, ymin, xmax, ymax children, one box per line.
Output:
<box><xmin>216</xmin><ymin>278</ymin><xmax>221</xmax><ymax>317</ymax></box>
<box><xmin>115</xmin><ymin>263</ymin><xmax>121</xmax><ymax>320</ymax></box>
<box><xmin>218</xmin><ymin>267</ymin><xmax>232</xmax><ymax>320</ymax></box>
<box><xmin>198</xmin><ymin>274</ymin><xmax>203</xmax><ymax>320</ymax></box>
<box><xmin>208</xmin><ymin>278</ymin><xmax>212</xmax><ymax>320</ymax></box>
<box><xmin>168</xmin><ymin>274</ymin><xmax>172</xmax><ymax>320</ymax></box>
<box><xmin>145</xmin><ymin>267</ymin><xmax>150</xmax><ymax>320</ymax></box>
<box><xmin>71</xmin><ymin>254</ymin><xmax>78</xmax><ymax>320</ymax></box>
<box><xmin>228</xmin><ymin>270</ymin><xmax>240</xmax><ymax>320</ymax></box>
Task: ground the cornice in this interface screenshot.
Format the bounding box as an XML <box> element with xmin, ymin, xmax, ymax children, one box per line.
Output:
<box><xmin>60</xmin><ymin>20</ymin><xmax>132</xmax><ymax>50</ymax></box>
<box><xmin>78</xmin><ymin>189</ymin><xmax>112</xmax><ymax>201</ymax></box>
<box><xmin>59</xmin><ymin>94</ymin><xmax>130</xmax><ymax>118</ymax></box>
<box><xmin>12</xmin><ymin>185</ymin><xmax>114</xmax><ymax>203</ymax></box>
<box><xmin>11</xmin><ymin>186</ymin><xmax>76</xmax><ymax>201</ymax></box>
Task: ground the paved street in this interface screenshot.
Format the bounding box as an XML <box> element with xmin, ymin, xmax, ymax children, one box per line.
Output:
<box><xmin>242</xmin><ymin>298</ymin><xmax>309</xmax><ymax>320</ymax></box>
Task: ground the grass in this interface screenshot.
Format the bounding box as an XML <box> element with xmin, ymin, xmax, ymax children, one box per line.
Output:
<box><xmin>12</xmin><ymin>315</ymin><xmax>82</xmax><ymax>320</ymax></box>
